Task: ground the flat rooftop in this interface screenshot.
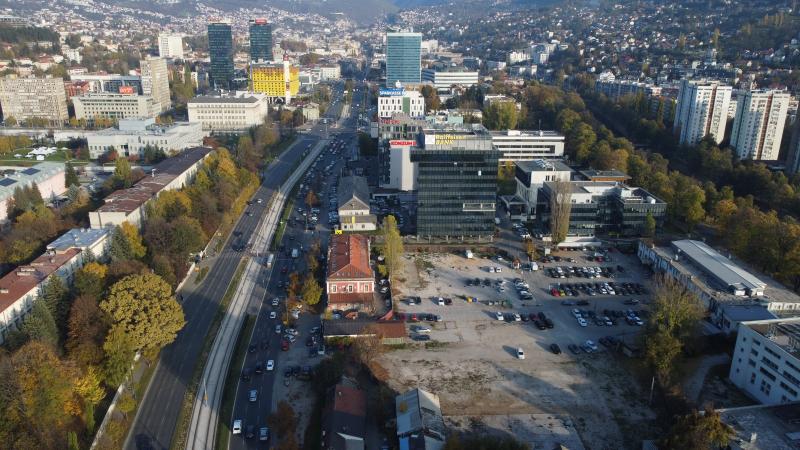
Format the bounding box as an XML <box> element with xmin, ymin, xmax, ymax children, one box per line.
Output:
<box><xmin>747</xmin><ymin>318</ymin><xmax>800</xmax><ymax>358</ymax></box>
<box><xmin>719</xmin><ymin>403</ymin><xmax>800</xmax><ymax>450</ymax></box>
<box><xmin>97</xmin><ymin>147</ymin><xmax>212</xmax><ymax>214</ymax></box>
<box><xmin>673</xmin><ymin>240</ymin><xmax>766</xmax><ymax>293</ymax></box>
<box><xmin>48</xmin><ymin>228</ymin><xmax>109</xmax><ymax>252</ymax></box>
<box><xmin>579</xmin><ymin>169</ymin><xmax>631</xmax><ymax>180</ymax></box>
<box><xmin>188</xmin><ymin>95</ymin><xmax>262</xmax><ymax>104</ymax></box>
<box><xmin>0</xmin><ymin>162</ymin><xmax>64</xmax><ymax>200</ymax></box>
<box><xmin>515</xmin><ymin>159</ymin><xmax>572</xmax><ymax>173</ymax></box>
<box><xmin>490</xmin><ymin>130</ymin><xmax>564</xmax><ymax>139</ymax></box>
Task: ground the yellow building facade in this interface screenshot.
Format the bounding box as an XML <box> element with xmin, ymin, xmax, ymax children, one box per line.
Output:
<box><xmin>250</xmin><ymin>62</ymin><xmax>299</xmax><ymax>101</ymax></box>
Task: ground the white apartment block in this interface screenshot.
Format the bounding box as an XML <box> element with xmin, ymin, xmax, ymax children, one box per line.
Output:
<box><xmin>514</xmin><ymin>159</ymin><xmax>572</xmax><ymax>217</ymax></box>
<box><xmin>490</xmin><ymin>130</ymin><xmax>565</xmax><ymax>162</ymax></box>
<box><xmin>187</xmin><ymin>93</ymin><xmax>270</xmax><ymax>131</ymax></box>
<box><xmin>73</xmin><ymin>93</ymin><xmax>161</xmax><ymax>121</ymax></box>
<box><xmin>421</xmin><ymin>68</ymin><xmax>480</xmax><ymax>91</ymax></box>
<box><xmin>317</xmin><ymin>65</ymin><xmax>341</xmax><ymax>81</ymax></box>
<box><xmin>158</xmin><ymin>33</ymin><xmax>184</xmax><ymax>59</ymax></box>
<box><xmin>731</xmin><ymin>89</ymin><xmax>789</xmax><ymax>161</ymax></box>
<box><xmin>0</xmin><ymin>75</ymin><xmax>68</xmax><ymax>124</ymax></box>
<box><xmin>86</xmin><ymin>118</ymin><xmax>206</xmax><ymax>159</ymax></box>
<box><xmin>378</xmin><ymin>89</ymin><xmax>425</xmax><ymax>119</ymax></box>
<box><xmin>674</xmin><ymin>79</ymin><xmax>732</xmax><ymax>146</ymax></box>
<box><xmin>141</xmin><ymin>56</ymin><xmax>171</xmax><ymax>112</ymax></box>
<box><xmin>729</xmin><ymin>318</ymin><xmax>800</xmax><ymax>405</ymax></box>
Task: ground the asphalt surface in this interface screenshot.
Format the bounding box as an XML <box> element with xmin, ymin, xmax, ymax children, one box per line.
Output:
<box><xmin>125</xmin><ymin>84</ymin><xmax>346</xmax><ymax>450</ymax></box>
<box><xmin>227</xmin><ymin>83</ymin><xmax>365</xmax><ymax>450</ymax></box>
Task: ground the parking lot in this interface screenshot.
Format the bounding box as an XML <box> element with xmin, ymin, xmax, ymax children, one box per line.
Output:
<box><xmin>377</xmin><ymin>248</ymin><xmax>660</xmax><ymax>449</ymax></box>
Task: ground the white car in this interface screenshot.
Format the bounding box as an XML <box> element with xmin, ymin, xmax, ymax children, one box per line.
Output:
<box><xmin>516</xmin><ymin>348</ymin><xmax>525</xmax><ymax>359</ymax></box>
<box><xmin>577</xmin><ymin>317</ymin><xmax>588</xmax><ymax>327</ymax></box>
<box><xmin>271</xmin><ymin>298</ymin><xmax>279</xmax><ymax>306</ymax></box>
<box><xmin>266</xmin><ymin>360</ymin><xmax>274</xmax><ymax>371</ymax></box>
<box><xmin>249</xmin><ymin>389</ymin><xmax>258</xmax><ymax>402</ymax></box>
<box><xmin>585</xmin><ymin>340</ymin><xmax>598</xmax><ymax>352</ymax></box>
<box><xmin>275</xmin><ymin>324</ymin><xmax>282</xmax><ymax>334</ymax></box>
<box><xmin>436</xmin><ymin>297</ymin><xmax>445</xmax><ymax>306</ymax></box>
<box><xmin>495</xmin><ymin>311</ymin><xmax>504</xmax><ymax>321</ymax></box>
<box><xmin>414</xmin><ymin>325</ymin><xmax>431</xmax><ymax>333</ymax></box>
<box><xmin>513</xmin><ymin>313</ymin><xmax>522</xmax><ymax>321</ymax></box>
<box><xmin>269</xmin><ymin>311</ymin><xmax>277</xmax><ymax>319</ymax></box>
<box><xmin>232</xmin><ymin>419</ymin><xmax>242</xmax><ymax>434</ymax></box>
<box><xmin>495</xmin><ymin>267</ymin><xmax>502</xmax><ymax>273</ymax></box>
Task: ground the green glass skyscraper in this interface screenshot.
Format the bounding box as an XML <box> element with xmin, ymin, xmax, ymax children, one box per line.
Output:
<box><xmin>249</xmin><ymin>18</ymin><xmax>273</xmax><ymax>63</ymax></box>
<box><xmin>386</xmin><ymin>31</ymin><xmax>422</xmax><ymax>86</ymax></box>
<box><xmin>208</xmin><ymin>21</ymin><xmax>234</xmax><ymax>90</ymax></box>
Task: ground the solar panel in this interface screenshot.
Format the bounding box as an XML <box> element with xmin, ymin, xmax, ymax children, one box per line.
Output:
<box><xmin>21</xmin><ymin>168</ymin><xmax>40</xmax><ymax>176</ymax></box>
<box><xmin>0</xmin><ymin>178</ymin><xmax>16</xmax><ymax>187</ymax></box>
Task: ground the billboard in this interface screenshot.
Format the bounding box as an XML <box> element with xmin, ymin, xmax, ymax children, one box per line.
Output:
<box><xmin>390</xmin><ymin>140</ymin><xmax>415</xmax><ymax>147</ymax></box>
<box><xmin>118</xmin><ymin>85</ymin><xmax>136</xmax><ymax>95</ymax></box>
<box><xmin>379</xmin><ymin>87</ymin><xmax>405</xmax><ymax>97</ymax></box>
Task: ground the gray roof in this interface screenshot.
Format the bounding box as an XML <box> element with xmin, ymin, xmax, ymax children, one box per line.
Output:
<box><xmin>719</xmin><ymin>304</ymin><xmax>776</xmax><ymax>322</ymax></box>
<box><xmin>673</xmin><ymin>240</ymin><xmax>766</xmax><ymax>294</ymax></box>
<box><xmin>0</xmin><ymin>162</ymin><xmax>64</xmax><ymax>201</ymax></box>
<box><xmin>188</xmin><ymin>95</ymin><xmax>260</xmax><ymax>104</ymax></box>
<box><xmin>338</xmin><ymin>176</ymin><xmax>370</xmax><ymax>210</ymax></box>
<box><xmin>515</xmin><ymin>159</ymin><xmax>572</xmax><ymax>173</ymax></box>
<box><xmin>395</xmin><ymin>388</ymin><xmax>446</xmax><ymax>441</ymax></box>
<box><xmin>47</xmin><ymin>228</ymin><xmax>109</xmax><ymax>252</ymax></box>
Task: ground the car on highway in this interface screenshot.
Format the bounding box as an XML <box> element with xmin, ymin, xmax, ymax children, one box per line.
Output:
<box><xmin>259</xmin><ymin>427</ymin><xmax>269</xmax><ymax>441</ymax></box>
<box><xmin>275</xmin><ymin>324</ymin><xmax>282</xmax><ymax>334</ymax></box>
<box><xmin>266</xmin><ymin>360</ymin><xmax>274</xmax><ymax>371</ymax></box>
<box><xmin>232</xmin><ymin>419</ymin><xmax>242</xmax><ymax>434</ymax></box>
<box><xmin>245</xmin><ymin>425</ymin><xmax>255</xmax><ymax>439</ymax></box>
<box><xmin>249</xmin><ymin>389</ymin><xmax>258</xmax><ymax>402</ymax></box>
<box><xmin>269</xmin><ymin>311</ymin><xmax>277</xmax><ymax>319</ymax></box>
<box><xmin>272</xmin><ymin>298</ymin><xmax>279</xmax><ymax>306</ymax></box>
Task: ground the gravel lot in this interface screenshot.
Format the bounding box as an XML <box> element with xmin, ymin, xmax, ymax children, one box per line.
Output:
<box><xmin>378</xmin><ymin>250</ymin><xmax>660</xmax><ymax>450</ymax></box>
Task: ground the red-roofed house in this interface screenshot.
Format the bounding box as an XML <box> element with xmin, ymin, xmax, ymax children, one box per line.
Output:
<box><xmin>322</xmin><ymin>382</ymin><xmax>366</xmax><ymax>450</ymax></box>
<box><xmin>326</xmin><ymin>234</ymin><xmax>374</xmax><ymax>312</ymax></box>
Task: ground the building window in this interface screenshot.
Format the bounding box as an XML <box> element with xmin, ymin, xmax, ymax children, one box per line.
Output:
<box><xmin>330</xmin><ymin>285</ymin><xmax>336</xmax><ymax>293</ymax></box>
<box><xmin>347</xmin><ymin>284</ymin><xmax>353</xmax><ymax>293</ymax></box>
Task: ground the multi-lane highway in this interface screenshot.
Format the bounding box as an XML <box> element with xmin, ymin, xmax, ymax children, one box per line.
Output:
<box><xmin>226</xmin><ymin>82</ymin><xmax>366</xmax><ymax>450</ymax></box>
<box><xmin>125</xmin><ymin>84</ymin><xmax>346</xmax><ymax>450</ymax></box>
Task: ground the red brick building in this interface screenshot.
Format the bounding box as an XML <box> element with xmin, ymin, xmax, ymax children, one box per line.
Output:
<box><xmin>326</xmin><ymin>234</ymin><xmax>374</xmax><ymax>312</ymax></box>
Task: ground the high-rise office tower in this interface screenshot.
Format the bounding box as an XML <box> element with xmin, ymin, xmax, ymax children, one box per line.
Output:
<box><xmin>141</xmin><ymin>56</ymin><xmax>170</xmax><ymax>112</ymax></box>
<box><xmin>249</xmin><ymin>18</ymin><xmax>273</xmax><ymax>63</ymax></box>
<box><xmin>386</xmin><ymin>31</ymin><xmax>422</xmax><ymax>86</ymax></box>
<box><xmin>673</xmin><ymin>79</ymin><xmax>732</xmax><ymax>146</ymax></box>
<box><xmin>208</xmin><ymin>21</ymin><xmax>234</xmax><ymax>90</ymax></box>
<box><xmin>158</xmin><ymin>33</ymin><xmax>184</xmax><ymax>59</ymax></box>
<box><xmin>731</xmin><ymin>89</ymin><xmax>789</xmax><ymax>161</ymax></box>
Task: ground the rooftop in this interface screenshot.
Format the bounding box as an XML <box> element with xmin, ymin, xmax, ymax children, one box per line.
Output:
<box><xmin>338</xmin><ymin>176</ymin><xmax>370</xmax><ymax>209</ymax></box>
<box><xmin>746</xmin><ymin>318</ymin><xmax>800</xmax><ymax>358</ymax></box>
<box><xmin>515</xmin><ymin>159</ymin><xmax>572</xmax><ymax>173</ymax></box>
<box><xmin>578</xmin><ymin>169</ymin><xmax>631</xmax><ymax>181</ymax></box>
<box><xmin>490</xmin><ymin>130</ymin><xmax>564</xmax><ymax>139</ymax></box>
<box><xmin>188</xmin><ymin>94</ymin><xmax>265</xmax><ymax>104</ymax></box>
<box><xmin>395</xmin><ymin>388</ymin><xmax>446</xmax><ymax>440</ymax></box>
<box><xmin>719</xmin><ymin>403</ymin><xmax>800</xmax><ymax>450</ymax></box>
<box><xmin>719</xmin><ymin>304</ymin><xmax>777</xmax><ymax>323</ymax></box>
<box><xmin>47</xmin><ymin>227</ymin><xmax>109</xmax><ymax>252</ymax></box>
<box><xmin>97</xmin><ymin>147</ymin><xmax>212</xmax><ymax>215</ymax></box>
<box><xmin>322</xmin><ymin>319</ymin><xmax>405</xmax><ymax>338</ymax></box>
<box><xmin>0</xmin><ymin>248</ymin><xmax>81</xmax><ymax>314</ymax></box>
<box><xmin>0</xmin><ymin>162</ymin><xmax>64</xmax><ymax>201</ymax></box>
<box><xmin>327</xmin><ymin>234</ymin><xmax>372</xmax><ymax>280</ymax></box>
<box><xmin>673</xmin><ymin>240</ymin><xmax>766</xmax><ymax>294</ymax></box>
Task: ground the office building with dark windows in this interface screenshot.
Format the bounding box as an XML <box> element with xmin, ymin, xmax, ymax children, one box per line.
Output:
<box><xmin>411</xmin><ymin>124</ymin><xmax>499</xmax><ymax>241</ymax></box>
<box><xmin>208</xmin><ymin>21</ymin><xmax>234</xmax><ymax>90</ymax></box>
<box><xmin>386</xmin><ymin>31</ymin><xmax>422</xmax><ymax>86</ymax></box>
<box><xmin>249</xmin><ymin>19</ymin><xmax>273</xmax><ymax>63</ymax></box>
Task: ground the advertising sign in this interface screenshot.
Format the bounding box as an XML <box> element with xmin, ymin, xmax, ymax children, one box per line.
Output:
<box><xmin>118</xmin><ymin>85</ymin><xmax>135</xmax><ymax>95</ymax></box>
<box><xmin>379</xmin><ymin>87</ymin><xmax>405</xmax><ymax>97</ymax></box>
<box><xmin>390</xmin><ymin>140</ymin><xmax>415</xmax><ymax>147</ymax></box>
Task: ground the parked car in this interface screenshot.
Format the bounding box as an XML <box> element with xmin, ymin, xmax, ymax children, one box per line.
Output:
<box><xmin>266</xmin><ymin>360</ymin><xmax>274</xmax><ymax>371</ymax></box>
<box><xmin>550</xmin><ymin>343</ymin><xmax>562</xmax><ymax>354</ymax></box>
<box><xmin>516</xmin><ymin>348</ymin><xmax>525</xmax><ymax>359</ymax></box>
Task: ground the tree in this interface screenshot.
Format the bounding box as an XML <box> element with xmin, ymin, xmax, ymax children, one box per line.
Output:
<box><xmin>100</xmin><ymin>273</ymin><xmax>185</xmax><ymax>351</ymax></box>
<box><xmin>40</xmin><ymin>276</ymin><xmax>70</xmax><ymax>337</ymax></box>
<box><xmin>659</xmin><ymin>406</ymin><xmax>733</xmax><ymax>450</ymax></box>
<box><xmin>643</xmin><ymin>213</ymin><xmax>656</xmax><ymax>237</ymax></box>
<box><xmin>74</xmin><ymin>262</ymin><xmax>108</xmax><ymax>298</ymax></box>
<box><xmin>549</xmin><ymin>180</ymin><xmax>572</xmax><ymax>246</ymax></box>
<box><xmin>301</xmin><ymin>274</ymin><xmax>322</xmax><ymax>306</ymax></box>
<box><xmin>483</xmin><ymin>101</ymin><xmax>518</xmax><ymax>130</ymax></box>
<box><xmin>305</xmin><ymin>190</ymin><xmax>319</xmax><ymax>208</ymax></box>
<box><xmin>74</xmin><ymin>365</ymin><xmax>105</xmax><ymax>405</ymax></box>
<box><xmin>65</xmin><ymin>161</ymin><xmax>79</xmax><ymax>188</ymax></box>
<box><xmin>4</xmin><ymin>114</ymin><xmax>16</xmax><ymax>126</ymax></box>
<box><xmin>267</xmin><ymin>400</ymin><xmax>298</xmax><ymax>438</ymax></box>
<box><xmin>420</xmin><ymin>85</ymin><xmax>441</xmax><ymax>113</ymax></box>
<box><xmin>113</xmin><ymin>157</ymin><xmax>133</xmax><ymax>188</ymax></box>
<box><xmin>116</xmin><ymin>392</ymin><xmax>136</xmax><ymax>419</ymax></box>
<box><xmin>102</xmin><ymin>326</ymin><xmax>136</xmax><ymax>386</ymax></box>
<box><xmin>0</xmin><ymin>341</ymin><xmax>82</xmax><ymax>448</ymax></box>
<box><xmin>109</xmin><ymin>222</ymin><xmax>147</xmax><ymax>261</ymax></box>
<box><xmin>382</xmin><ymin>215</ymin><xmax>404</xmax><ymax>283</ymax></box>
<box><xmin>524</xmin><ymin>239</ymin><xmax>537</xmax><ymax>260</ymax></box>
<box><xmin>644</xmin><ymin>276</ymin><xmax>704</xmax><ymax>384</ymax></box>
<box><xmin>66</xmin><ymin>295</ymin><xmax>109</xmax><ymax>368</ymax></box>
<box><xmin>18</xmin><ymin>300</ymin><xmax>59</xmax><ymax>349</ymax></box>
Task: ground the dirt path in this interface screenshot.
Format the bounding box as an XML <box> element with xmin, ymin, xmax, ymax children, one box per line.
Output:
<box><xmin>682</xmin><ymin>353</ymin><xmax>730</xmax><ymax>403</ymax></box>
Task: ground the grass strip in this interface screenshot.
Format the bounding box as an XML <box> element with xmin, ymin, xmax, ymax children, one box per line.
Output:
<box><xmin>169</xmin><ymin>258</ymin><xmax>248</xmax><ymax>450</ymax></box>
<box><xmin>215</xmin><ymin>314</ymin><xmax>256</xmax><ymax>450</ymax></box>
<box><xmin>195</xmin><ymin>266</ymin><xmax>209</xmax><ymax>284</ymax></box>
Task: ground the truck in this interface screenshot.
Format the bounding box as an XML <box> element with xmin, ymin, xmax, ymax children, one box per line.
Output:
<box><xmin>291</xmin><ymin>248</ymin><xmax>299</xmax><ymax>258</ymax></box>
<box><xmin>265</xmin><ymin>253</ymin><xmax>275</xmax><ymax>268</ymax></box>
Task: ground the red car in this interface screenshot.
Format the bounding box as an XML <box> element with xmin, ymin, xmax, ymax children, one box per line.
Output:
<box><xmin>396</xmin><ymin>313</ymin><xmax>406</xmax><ymax>321</ymax></box>
<box><xmin>281</xmin><ymin>340</ymin><xmax>290</xmax><ymax>351</ymax></box>
<box><xmin>550</xmin><ymin>288</ymin><xmax>559</xmax><ymax>297</ymax></box>
<box><xmin>409</xmin><ymin>314</ymin><xmax>418</xmax><ymax>322</ymax></box>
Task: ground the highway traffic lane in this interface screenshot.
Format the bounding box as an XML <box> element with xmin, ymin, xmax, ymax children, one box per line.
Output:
<box><xmin>126</xmin><ymin>136</ymin><xmax>324</xmax><ymax>450</ymax></box>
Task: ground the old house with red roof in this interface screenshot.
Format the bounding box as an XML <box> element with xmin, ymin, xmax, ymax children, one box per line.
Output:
<box><xmin>326</xmin><ymin>234</ymin><xmax>374</xmax><ymax>312</ymax></box>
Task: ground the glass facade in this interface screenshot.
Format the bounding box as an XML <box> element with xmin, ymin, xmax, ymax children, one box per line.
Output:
<box><xmin>412</xmin><ymin>129</ymin><xmax>499</xmax><ymax>240</ymax></box>
<box><xmin>386</xmin><ymin>32</ymin><xmax>422</xmax><ymax>85</ymax></box>
<box><xmin>249</xmin><ymin>20</ymin><xmax>273</xmax><ymax>63</ymax></box>
<box><xmin>208</xmin><ymin>22</ymin><xmax>234</xmax><ymax>90</ymax></box>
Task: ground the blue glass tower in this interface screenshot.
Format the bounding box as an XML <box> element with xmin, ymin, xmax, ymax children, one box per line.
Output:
<box><xmin>208</xmin><ymin>21</ymin><xmax>234</xmax><ymax>90</ymax></box>
<box><xmin>386</xmin><ymin>31</ymin><xmax>422</xmax><ymax>86</ymax></box>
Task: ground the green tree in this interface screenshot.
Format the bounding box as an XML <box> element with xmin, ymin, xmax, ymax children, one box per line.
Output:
<box><xmin>65</xmin><ymin>161</ymin><xmax>79</xmax><ymax>188</ymax></box>
<box><xmin>40</xmin><ymin>276</ymin><xmax>70</xmax><ymax>339</ymax></box>
<box><xmin>643</xmin><ymin>213</ymin><xmax>657</xmax><ymax>237</ymax></box>
<box><xmin>100</xmin><ymin>273</ymin><xmax>185</xmax><ymax>351</ymax></box>
<box><xmin>382</xmin><ymin>215</ymin><xmax>404</xmax><ymax>284</ymax></box>
<box><xmin>113</xmin><ymin>157</ymin><xmax>133</xmax><ymax>188</ymax></box>
<box><xmin>301</xmin><ymin>274</ymin><xmax>322</xmax><ymax>306</ymax></box>
<box><xmin>74</xmin><ymin>261</ymin><xmax>108</xmax><ymax>298</ymax></box>
<box><xmin>4</xmin><ymin>114</ymin><xmax>16</xmax><ymax>126</ymax></box>
<box><xmin>483</xmin><ymin>101</ymin><xmax>518</xmax><ymax>130</ymax></box>
<box><xmin>102</xmin><ymin>326</ymin><xmax>136</xmax><ymax>386</ymax></box>
<box><xmin>19</xmin><ymin>300</ymin><xmax>60</xmax><ymax>348</ymax></box>
<box><xmin>659</xmin><ymin>406</ymin><xmax>733</xmax><ymax>450</ymax></box>
<box><xmin>116</xmin><ymin>391</ymin><xmax>136</xmax><ymax>419</ymax></box>
<box><xmin>109</xmin><ymin>222</ymin><xmax>147</xmax><ymax>261</ymax></box>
